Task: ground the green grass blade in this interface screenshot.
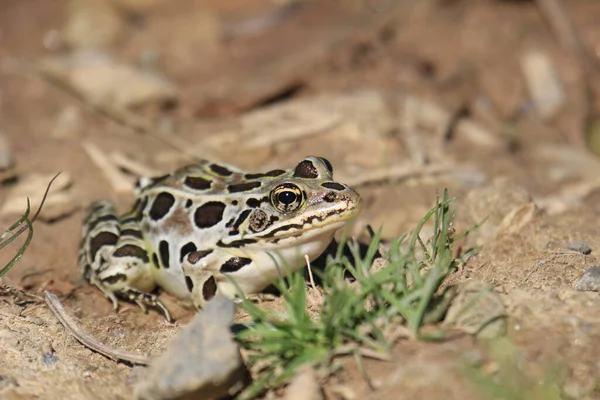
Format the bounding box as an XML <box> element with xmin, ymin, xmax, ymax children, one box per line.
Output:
<box><xmin>0</xmin><ymin>199</ymin><xmax>34</xmax><ymax>278</ymax></box>
<box><xmin>0</xmin><ymin>216</ymin><xmax>33</xmax><ymax>277</ymax></box>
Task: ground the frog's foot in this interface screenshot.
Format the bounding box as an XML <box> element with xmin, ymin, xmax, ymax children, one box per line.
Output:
<box><xmin>79</xmin><ymin>199</ymin><xmax>167</xmax><ymax>320</ymax></box>
<box><xmin>120</xmin><ymin>288</ymin><xmax>173</xmax><ymax>323</ymax></box>
<box><xmin>88</xmin><ymin>275</ymin><xmax>120</xmax><ymax>311</ymax></box>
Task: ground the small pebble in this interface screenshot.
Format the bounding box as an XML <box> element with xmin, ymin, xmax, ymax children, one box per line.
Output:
<box><xmin>41</xmin><ymin>341</ymin><xmax>59</xmax><ymax>367</ymax></box>
<box><xmin>574</xmin><ymin>266</ymin><xmax>600</xmax><ymax>291</ymax></box>
<box><xmin>42</xmin><ymin>352</ymin><xmax>59</xmax><ymax>367</ymax></box>
<box><xmin>567</xmin><ymin>241</ymin><xmax>592</xmax><ymax>255</ymax></box>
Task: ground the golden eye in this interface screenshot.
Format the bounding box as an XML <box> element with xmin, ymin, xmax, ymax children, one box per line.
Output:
<box><xmin>270</xmin><ymin>183</ymin><xmax>303</xmax><ymax>213</ymax></box>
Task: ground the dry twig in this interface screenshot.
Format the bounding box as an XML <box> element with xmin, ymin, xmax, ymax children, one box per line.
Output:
<box><xmin>44</xmin><ymin>291</ymin><xmax>151</xmax><ymax>365</ymax></box>
<box><xmin>109</xmin><ymin>150</ymin><xmax>162</xmax><ymax>178</ymax></box>
<box><xmin>82</xmin><ymin>141</ymin><xmax>134</xmax><ymax>193</ymax></box>
<box><xmin>340</xmin><ymin>163</ymin><xmax>455</xmax><ymax>188</ymax></box>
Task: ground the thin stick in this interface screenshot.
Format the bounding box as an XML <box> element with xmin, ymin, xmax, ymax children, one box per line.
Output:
<box><xmin>304</xmin><ymin>254</ymin><xmax>316</xmax><ymax>290</ymax></box>
<box><xmin>204</xmin><ymin>109</ymin><xmax>341</xmax><ymax>149</ymax></box>
<box><xmin>82</xmin><ymin>141</ymin><xmax>134</xmax><ymax>193</ymax></box>
<box><xmin>109</xmin><ymin>150</ymin><xmax>162</xmax><ymax>178</ymax></box>
<box><xmin>44</xmin><ymin>291</ymin><xmax>151</xmax><ymax>365</ymax></box>
<box><xmin>341</xmin><ymin>163</ymin><xmax>455</xmax><ymax>188</ymax></box>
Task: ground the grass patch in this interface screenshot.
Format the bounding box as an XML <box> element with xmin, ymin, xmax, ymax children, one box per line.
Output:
<box><xmin>0</xmin><ymin>173</ymin><xmax>58</xmax><ymax>277</ymax></box>
<box><xmin>0</xmin><ymin>199</ymin><xmax>34</xmax><ymax>277</ymax></box>
<box><xmin>236</xmin><ymin>189</ymin><xmax>476</xmax><ymax>398</ymax></box>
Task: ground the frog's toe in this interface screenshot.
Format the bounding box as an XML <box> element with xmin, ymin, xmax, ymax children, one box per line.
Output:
<box><xmin>121</xmin><ymin>288</ymin><xmax>173</xmax><ymax>323</ymax></box>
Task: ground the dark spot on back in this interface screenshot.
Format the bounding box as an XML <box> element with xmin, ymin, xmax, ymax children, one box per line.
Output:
<box><xmin>152</xmin><ymin>253</ymin><xmax>159</xmax><ymax>268</ymax></box>
<box><xmin>227</xmin><ymin>181</ymin><xmax>261</xmax><ymax>193</ymax></box>
<box><xmin>321</xmin><ymin>182</ymin><xmax>345</xmax><ymax>191</ymax></box>
<box><xmin>293</xmin><ymin>160</ymin><xmax>319</xmax><ymax>179</ymax></box>
<box><xmin>186</xmin><ymin>250</ymin><xmax>213</xmax><ymax>264</ymax></box>
<box><xmin>121</xmin><ymin>229</ymin><xmax>143</xmax><ymax>239</ymax></box>
<box><xmin>113</xmin><ymin>244</ymin><xmax>150</xmax><ymax>263</ymax></box>
<box><xmin>220</xmin><ymin>257</ymin><xmax>252</xmax><ymax>273</ymax></box>
<box><xmin>179</xmin><ymin>242</ymin><xmax>197</xmax><ymax>263</ymax></box>
<box><xmin>232</xmin><ymin>200</ymin><xmax>238</xmax><ymax>206</ymax></box>
<box><xmin>246</xmin><ymin>196</ymin><xmax>268</xmax><ymax>208</ymax></box>
<box><xmin>185</xmin><ymin>276</ymin><xmax>194</xmax><ymax>292</ymax></box>
<box><xmin>185</xmin><ymin>199</ymin><xmax>193</xmax><ymax>208</ymax></box>
<box><xmin>149</xmin><ymin>192</ymin><xmax>176</xmax><ymax>221</ymax></box>
<box><xmin>210</xmin><ymin>164</ymin><xmax>233</xmax><ymax>176</ymax></box>
<box><xmin>89</xmin><ymin>232</ymin><xmax>119</xmax><ymax>263</ymax></box>
<box><xmin>100</xmin><ymin>273</ymin><xmax>127</xmax><ymax>285</ymax></box>
<box><xmin>244</xmin><ymin>169</ymin><xmax>285</xmax><ymax>180</ymax></box>
<box><xmin>194</xmin><ymin>201</ymin><xmax>226</xmax><ymax>228</ymax></box>
<box><xmin>202</xmin><ymin>276</ymin><xmax>217</xmax><ymax>300</ymax></box>
<box><xmin>159</xmin><ymin>240</ymin><xmax>170</xmax><ymax>268</ymax></box>
<box><xmin>231</xmin><ymin>209</ymin><xmax>252</xmax><ymax>233</ymax></box>
<box><xmin>184</xmin><ymin>176</ymin><xmax>212</xmax><ymax>190</ymax></box>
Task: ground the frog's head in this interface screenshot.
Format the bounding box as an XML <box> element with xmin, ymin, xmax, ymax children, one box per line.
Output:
<box><xmin>220</xmin><ymin>157</ymin><xmax>363</xmax><ymax>257</ymax></box>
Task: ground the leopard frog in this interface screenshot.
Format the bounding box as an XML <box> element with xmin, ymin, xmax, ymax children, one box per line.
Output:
<box><xmin>78</xmin><ymin>157</ymin><xmax>363</xmax><ymax>321</ymax></box>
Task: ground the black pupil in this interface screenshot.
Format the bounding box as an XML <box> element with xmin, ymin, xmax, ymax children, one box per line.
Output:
<box><xmin>277</xmin><ymin>191</ymin><xmax>297</xmax><ymax>205</ymax></box>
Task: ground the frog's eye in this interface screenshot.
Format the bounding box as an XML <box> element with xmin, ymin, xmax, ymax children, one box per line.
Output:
<box><xmin>270</xmin><ymin>183</ymin><xmax>304</xmax><ymax>213</ymax></box>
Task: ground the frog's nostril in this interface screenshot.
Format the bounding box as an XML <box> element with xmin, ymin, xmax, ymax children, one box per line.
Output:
<box><xmin>321</xmin><ymin>182</ymin><xmax>346</xmax><ymax>191</ymax></box>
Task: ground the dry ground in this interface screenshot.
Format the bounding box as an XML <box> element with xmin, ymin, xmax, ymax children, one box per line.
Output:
<box><xmin>1</xmin><ymin>0</ymin><xmax>600</xmax><ymax>399</ymax></box>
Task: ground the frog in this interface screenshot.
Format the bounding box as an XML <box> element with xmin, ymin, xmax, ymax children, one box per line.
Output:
<box><xmin>78</xmin><ymin>156</ymin><xmax>363</xmax><ymax>321</ymax></box>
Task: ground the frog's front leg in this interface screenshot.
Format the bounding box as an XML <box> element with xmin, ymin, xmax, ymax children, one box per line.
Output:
<box><xmin>181</xmin><ymin>249</ymin><xmax>267</xmax><ymax>309</ymax></box>
<box><xmin>79</xmin><ymin>200</ymin><xmax>172</xmax><ymax>321</ymax></box>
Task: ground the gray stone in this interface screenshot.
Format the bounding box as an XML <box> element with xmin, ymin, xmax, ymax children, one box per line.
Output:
<box><xmin>133</xmin><ymin>296</ymin><xmax>250</xmax><ymax>400</ymax></box>
<box><xmin>574</xmin><ymin>267</ymin><xmax>600</xmax><ymax>292</ymax></box>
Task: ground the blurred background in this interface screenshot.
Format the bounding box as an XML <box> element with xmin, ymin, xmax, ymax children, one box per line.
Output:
<box><xmin>2</xmin><ymin>0</ymin><xmax>600</xmax><ymax>398</ymax></box>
